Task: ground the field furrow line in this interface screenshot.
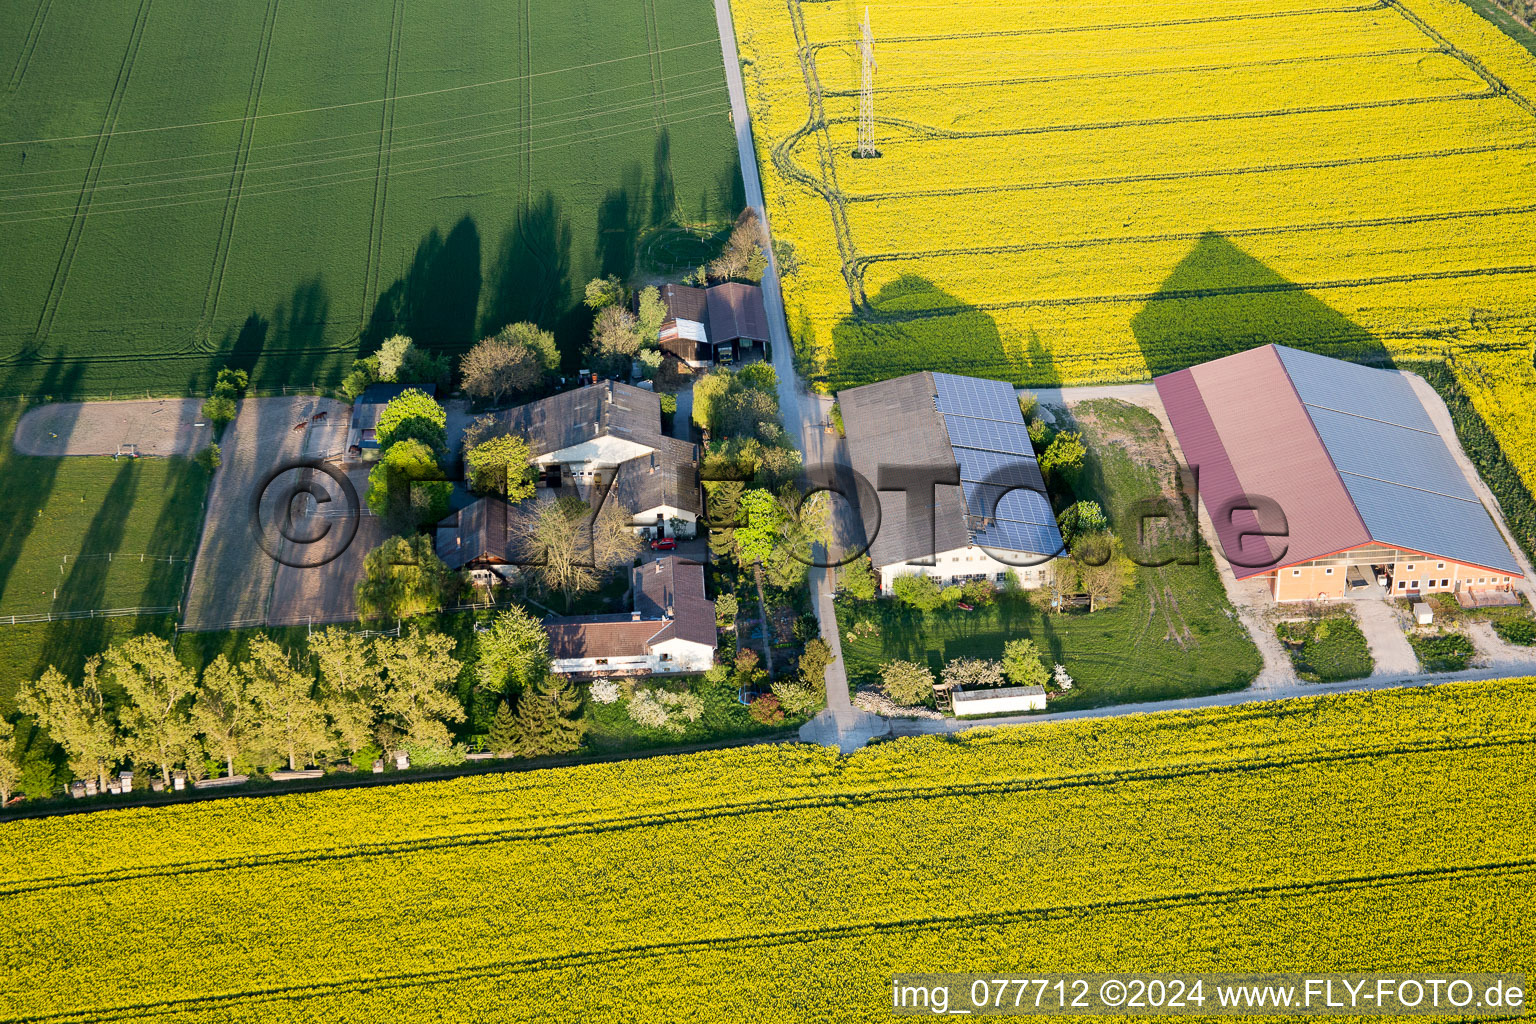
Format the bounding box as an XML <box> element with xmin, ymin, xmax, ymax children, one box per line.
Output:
<box><xmin>821</xmin><ymin>47</ymin><xmax>1446</xmax><ymax>95</ymax></box>
<box><xmin>18</xmin><ymin>857</ymin><xmax>1536</xmax><ymax>1024</ymax></box>
<box><xmin>1390</xmin><ymin>0</ymin><xmax>1536</xmax><ymax>116</ymax></box>
<box><xmin>3</xmin><ymin>731</ymin><xmax>1528</xmax><ymax>898</ymax></box>
<box><xmin>359</xmin><ymin>0</ymin><xmax>405</xmax><ymax>328</ymax></box>
<box><xmin>851</xmin><ymin>202</ymin><xmax>1536</xmax><ymax>270</ymax></box>
<box><xmin>810</xmin><ymin>0</ymin><xmax>1388</xmax><ymax>48</ymax></box>
<box><xmin>194</xmin><ymin>0</ymin><xmax>280</xmax><ymax>353</ymax></box>
<box><xmin>26</xmin><ymin>0</ymin><xmax>153</xmax><ymax>357</ymax></box>
<box><xmin>846</xmin><ymin>140</ymin><xmax>1536</xmax><ymax>202</ymax></box>
<box><xmin>3</xmin><ymin>0</ymin><xmax>53</xmax><ymax>98</ymax></box>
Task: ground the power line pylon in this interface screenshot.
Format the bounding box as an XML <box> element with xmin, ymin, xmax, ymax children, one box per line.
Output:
<box><xmin>856</xmin><ymin>6</ymin><xmax>880</xmax><ymax>158</ymax></box>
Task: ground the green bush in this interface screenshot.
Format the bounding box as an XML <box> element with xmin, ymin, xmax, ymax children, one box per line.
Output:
<box><xmin>659</xmin><ymin>393</ymin><xmax>677</xmax><ymax>417</ymax></box>
<box><xmin>194</xmin><ymin>443</ymin><xmax>222</xmax><ymax>473</ymax></box>
<box><xmin>1494</xmin><ymin>617</ymin><xmax>1536</xmax><ymax>646</ymax></box>
<box><xmin>1277</xmin><ymin>615</ymin><xmax>1372</xmax><ymax>682</ymax></box>
<box><xmin>891</xmin><ymin>573</ymin><xmax>944</xmax><ymax>612</ymax></box>
<box><xmin>1410</xmin><ymin>632</ymin><xmax>1476</xmax><ymax>672</ymax></box>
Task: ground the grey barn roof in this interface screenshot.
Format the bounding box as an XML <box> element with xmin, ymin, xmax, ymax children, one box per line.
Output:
<box><xmin>480</xmin><ymin>381</ymin><xmax>669</xmax><ymax>459</ymax></box>
<box><xmin>837</xmin><ymin>371</ymin><xmax>1063</xmax><ymax>569</ymax></box>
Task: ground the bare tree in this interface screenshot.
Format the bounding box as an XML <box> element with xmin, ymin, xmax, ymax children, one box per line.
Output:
<box><xmin>589</xmin><ymin>305</ymin><xmax>641</xmax><ymax>373</ymax></box>
<box><xmin>516</xmin><ymin>495</ymin><xmax>640</xmax><ymax>609</ymax></box>
<box><xmin>709</xmin><ymin>209</ymin><xmax>766</xmax><ymax>280</ymax></box>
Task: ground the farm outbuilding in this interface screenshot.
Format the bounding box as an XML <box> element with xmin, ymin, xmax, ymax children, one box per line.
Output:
<box><xmin>1155</xmin><ymin>345</ymin><xmax>1523</xmax><ymax>602</ymax></box>
<box><xmin>657</xmin><ymin>281</ymin><xmax>769</xmax><ymax>364</ymax></box>
<box><xmin>951</xmin><ymin>685</ymin><xmax>1047</xmax><ymax>716</ymax></box>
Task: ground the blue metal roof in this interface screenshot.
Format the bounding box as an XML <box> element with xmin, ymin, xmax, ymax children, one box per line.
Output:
<box><xmin>1272</xmin><ymin>345</ymin><xmax>1520</xmax><ymax>575</ymax></box>
<box><xmin>933</xmin><ymin>372</ymin><xmax>1022</xmax><ymax>422</ymax></box>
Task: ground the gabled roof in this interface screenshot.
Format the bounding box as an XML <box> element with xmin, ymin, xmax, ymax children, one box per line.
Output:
<box><xmin>434</xmin><ymin>496</ymin><xmax>516</xmax><ymax>569</ymax></box>
<box><xmin>1155</xmin><ymin>345</ymin><xmax>1521</xmax><ymax>578</ymax></box>
<box><xmin>837</xmin><ymin>371</ymin><xmax>1062</xmax><ymax>569</ymax></box>
<box><xmin>610</xmin><ymin>444</ymin><xmax>704</xmax><ymax>517</ymax></box>
<box><xmin>705</xmin><ymin>283</ymin><xmax>770</xmax><ymax>343</ymax></box>
<box><xmin>660</xmin><ymin>283</ymin><xmax>710</xmax><ymax>324</ymax></box>
<box><xmin>545</xmin><ymin>556</ymin><xmax>716</xmax><ymax>660</ymax></box>
<box><xmin>480</xmin><ymin>381</ymin><xmax>669</xmax><ymax>460</ymax></box>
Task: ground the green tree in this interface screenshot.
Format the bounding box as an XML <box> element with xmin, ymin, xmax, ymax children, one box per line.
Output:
<box><xmin>583</xmin><ymin>274</ymin><xmax>626</xmax><ymax>310</ymax></box>
<box><xmin>310</xmin><ymin>629</ymin><xmax>385</xmax><ymax>761</ymax></box>
<box><xmin>840</xmin><ymin>553</ymin><xmax>878</xmax><ymax>601</ymax></box>
<box><xmin>798</xmin><ymin>637</ymin><xmax>834</xmax><ymax>690</ymax></box>
<box><xmin>341</xmin><ymin>354</ymin><xmax>382</xmax><ymax>401</ymax></box>
<box><xmin>461</xmin><ymin>323</ymin><xmax>554</xmax><ymax>404</ymax></box>
<box><xmin>485</xmin><ymin>700</ymin><xmax>518</xmax><ymax>756</ymax></box>
<box><xmin>1065</xmin><ymin>531</ymin><xmax>1136</xmax><ymax>612</ymax></box>
<box><xmin>377</xmin><ymin>334</ymin><xmax>414</xmax><ymax>382</ymax></box>
<box><xmin>734</xmin><ymin>489</ymin><xmax>785</xmax><ymax>566</ymax></box>
<box><xmin>0</xmin><ymin>719</ymin><xmax>20</xmax><ymax>805</ymax></box>
<box><xmin>691</xmin><ymin>367</ymin><xmax>733</xmax><ymax>432</ymax></box>
<box><xmin>589</xmin><ymin>305</ymin><xmax>641</xmax><ymax>373</ymax></box>
<box><xmin>195</xmin><ymin>443</ymin><xmax>221</xmax><ymax>474</ymax></box>
<box><xmin>214</xmin><ymin>367</ymin><xmax>249</xmax><ymax>397</ymax></box>
<box><xmin>714</xmin><ymin>592</ymin><xmax>739</xmax><ymax>628</ymax></box>
<box><xmin>367</xmin><ymin>437</ymin><xmax>450</xmax><ymax>528</ymax></box>
<box><xmin>891</xmin><ymin>574</ymin><xmax>944</xmax><ymax>612</ymax></box>
<box><xmin>1056</xmin><ymin>500</ymin><xmax>1107</xmax><ymax>548</ymax></box>
<box><xmin>244</xmin><ymin>636</ymin><xmax>329</xmax><ymax>772</ymax></box>
<box><xmin>201</xmin><ymin>393</ymin><xmax>237</xmax><ymax>432</ymax></box>
<box><xmin>356</xmin><ymin>534</ymin><xmax>457</xmax><ymax>621</ymax></box>
<box><xmin>1040</xmin><ymin>430</ymin><xmax>1087</xmax><ymax>477</ymax></box>
<box><xmin>769</xmin><ymin>675</ymin><xmax>823</xmax><ymax>717</ymax></box>
<box><xmin>512</xmin><ymin>674</ymin><xmax>585</xmax><ymax>756</ymax></box>
<box><xmin>192</xmin><ymin>655</ymin><xmax>259</xmax><ymax>778</ymax></box>
<box><xmin>377</xmin><ymin>628</ymin><xmax>465</xmax><ymax>751</ymax></box>
<box><xmin>17</xmin><ymin>662</ymin><xmax>123</xmax><ymax>791</ymax></box>
<box><xmin>636</xmin><ymin>285</ymin><xmax>667</xmax><ymax>344</ymax></box>
<box><xmin>465</xmin><ymin>434</ymin><xmax>535</xmax><ymax>499</ymax></box>
<box><xmin>1001</xmin><ymin>638</ymin><xmax>1050</xmax><ymax>689</ymax></box>
<box><xmin>375</xmin><ymin>388</ymin><xmax>447</xmax><ymax>452</ymax></box>
<box><xmin>107</xmin><ymin>635</ymin><xmax>198</xmax><ymax>787</ymax></box>
<box><xmin>475</xmin><ymin>607</ymin><xmax>551</xmax><ymax>695</ymax></box>
<box><xmin>881</xmin><ymin>660</ymin><xmax>935</xmax><ymax>705</ymax></box>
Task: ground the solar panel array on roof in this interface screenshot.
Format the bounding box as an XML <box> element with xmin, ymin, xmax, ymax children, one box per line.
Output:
<box><xmin>933</xmin><ymin>373</ymin><xmax>1021</xmax><ymax>422</ymax></box>
<box><xmin>932</xmin><ymin>373</ymin><xmax>1064</xmax><ymax>559</ymax></box>
<box><xmin>1266</xmin><ymin>345</ymin><xmax>1522</xmax><ymax>576</ymax></box>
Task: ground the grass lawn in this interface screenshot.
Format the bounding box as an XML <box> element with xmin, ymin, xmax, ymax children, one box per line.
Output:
<box><xmin>840</xmin><ymin>400</ymin><xmax>1261</xmax><ymax>709</ymax></box>
<box><xmin>1276</xmin><ymin>616</ymin><xmax>1374</xmax><ymax>683</ymax></box>
<box><xmin>0</xmin><ymin>0</ymin><xmax>741</xmax><ymax>398</ymax></box>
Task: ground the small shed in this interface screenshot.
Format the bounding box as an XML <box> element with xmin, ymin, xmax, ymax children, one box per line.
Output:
<box><xmin>951</xmin><ymin>684</ymin><xmax>1048</xmax><ymax>717</ymax></box>
<box><xmin>658</xmin><ymin>318</ymin><xmax>711</xmax><ymax>367</ymax></box>
<box><xmin>1412</xmin><ymin>601</ymin><xmax>1434</xmax><ymax>626</ymax></box>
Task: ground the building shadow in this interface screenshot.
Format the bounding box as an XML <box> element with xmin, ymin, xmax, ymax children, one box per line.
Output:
<box><xmin>1130</xmin><ymin>232</ymin><xmax>1394</xmax><ymax>376</ymax></box>
<box><xmin>830</xmin><ymin>275</ymin><xmax>1019</xmax><ymax>388</ymax></box>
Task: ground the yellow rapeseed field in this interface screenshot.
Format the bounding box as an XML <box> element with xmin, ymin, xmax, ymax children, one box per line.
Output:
<box><xmin>733</xmin><ymin>0</ymin><xmax>1536</xmax><ymax>493</ymax></box>
<box><xmin>1</xmin><ymin>678</ymin><xmax>1534</xmax><ymax>1021</ymax></box>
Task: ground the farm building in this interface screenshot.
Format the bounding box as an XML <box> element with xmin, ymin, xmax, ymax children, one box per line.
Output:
<box><xmin>434</xmin><ymin>496</ymin><xmax>518</xmax><ymax>577</ymax></box>
<box><xmin>951</xmin><ymin>685</ymin><xmax>1048</xmax><ymax>717</ymax></box>
<box><xmin>838</xmin><ymin>371</ymin><xmax>1064</xmax><ymax>594</ymax></box>
<box><xmin>1155</xmin><ymin>345</ymin><xmax>1523</xmax><ymax>603</ymax></box>
<box><xmin>476</xmin><ymin>380</ymin><xmax>703</xmax><ymax>539</ymax></box>
<box><xmin>657</xmin><ymin>282</ymin><xmax>770</xmax><ymax>365</ymax></box>
<box><xmin>545</xmin><ymin>557</ymin><xmax>717</xmax><ymax>677</ymax></box>
<box><xmin>345</xmin><ymin>382</ymin><xmax>438</xmax><ymax>462</ymax></box>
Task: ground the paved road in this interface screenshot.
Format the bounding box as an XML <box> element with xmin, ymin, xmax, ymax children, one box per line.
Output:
<box><xmin>713</xmin><ymin>0</ymin><xmax>887</xmax><ymax>752</ymax></box>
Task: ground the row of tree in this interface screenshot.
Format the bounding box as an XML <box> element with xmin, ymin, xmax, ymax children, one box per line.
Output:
<box><xmin>879</xmin><ymin>638</ymin><xmax>1052</xmax><ymax>706</ymax></box>
<box><xmin>12</xmin><ymin>629</ymin><xmax>465</xmax><ymax>794</ymax></box>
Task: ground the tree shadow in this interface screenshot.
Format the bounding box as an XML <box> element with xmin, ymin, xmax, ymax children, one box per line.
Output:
<box><xmin>482</xmin><ymin>192</ymin><xmax>575</xmax><ymax>368</ymax></box>
<box><xmin>31</xmin><ymin>460</ymin><xmax>139</xmax><ymax>676</ymax></box>
<box><xmin>0</xmin><ymin>361</ymin><xmax>85</xmax><ymax>608</ymax></box>
<box><xmin>596</xmin><ymin>162</ymin><xmax>644</xmax><ymax>280</ymax></box>
<box><xmin>830</xmin><ymin>275</ymin><xmax>1021</xmax><ymax>387</ymax></box>
<box><xmin>1131</xmin><ymin>232</ymin><xmax>1394</xmax><ymax>376</ymax></box>
<box><xmin>651</xmin><ymin>129</ymin><xmax>676</xmax><ymax>229</ymax></box>
<box><xmin>364</xmin><ymin>215</ymin><xmax>483</xmax><ymax>357</ymax></box>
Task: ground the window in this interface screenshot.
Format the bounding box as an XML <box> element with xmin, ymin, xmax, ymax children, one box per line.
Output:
<box><xmin>1441</xmin><ymin>579</ymin><xmax>1449</xmax><ymax>588</ymax></box>
<box><xmin>1411</xmin><ymin>580</ymin><xmax>1420</xmax><ymax>590</ymax></box>
<box><xmin>1479</xmin><ymin>578</ymin><xmax>1486</xmax><ymax>584</ymax></box>
<box><xmin>1325</xmin><ymin>567</ymin><xmax>1333</xmax><ymax>575</ymax></box>
<box><xmin>659</xmin><ymin>653</ymin><xmax>670</xmax><ymax>662</ymax></box>
<box><xmin>1293</xmin><ymin>569</ymin><xmax>1302</xmax><ymax>577</ymax></box>
<box><xmin>1398</xmin><ymin>581</ymin><xmax>1407</xmax><ymax>590</ymax></box>
<box><xmin>1406</xmin><ymin>564</ymin><xmax>1415</xmax><ymax>571</ymax></box>
<box><xmin>995</xmin><ymin>572</ymin><xmax>1007</xmax><ymax>582</ymax></box>
<box><xmin>1437</xmin><ymin>563</ymin><xmax>1445</xmax><ymax>570</ymax></box>
<box><xmin>595</xmin><ymin>658</ymin><xmax>609</xmax><ymax>666</ymax></box>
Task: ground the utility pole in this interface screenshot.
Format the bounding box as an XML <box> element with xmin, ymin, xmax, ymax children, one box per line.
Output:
<box><xmin>856</xmin><ymin>6</ymin><xmax>880</xmax><ymax>158</ymax></box>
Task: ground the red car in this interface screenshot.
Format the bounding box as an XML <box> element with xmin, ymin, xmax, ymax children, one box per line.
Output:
<box><xmin>650</xmin><ymin>537</ymin><xmax>677</xmax><ymax>551</ymax></box>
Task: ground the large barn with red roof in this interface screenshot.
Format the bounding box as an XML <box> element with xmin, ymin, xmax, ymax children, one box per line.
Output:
<box><xmin>1155</xmin><ymin>345</ymin><xmax>1523</xmax><ymax>603</ymax></box>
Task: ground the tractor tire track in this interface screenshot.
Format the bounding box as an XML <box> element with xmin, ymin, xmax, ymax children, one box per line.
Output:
<box><xmin>194</xmin><ymin>0</ymin><xmax>280</xmax><ymax>353</ymax></box>
<box><xmin>520</xmin><ymin>0</ymin><xmax>532</xmax><ymax>210</ymax></box>
<box><xmin>359</xmin><ymin>0</ymin><xmax>404</xmax><ymax>328</ymax></box>
<box><xmin>4</xmin><ymin>0</ymin><xmax>53</xmax><ymax>97</ymax></box>
<box><xmin>1</xmin><ymin>731</ymin><xmax>1528</xmax><ymax>899</ymax></box>
<box><xmin>1389</xmin><ymin>0</ymin><xmax>1536</xmax><ymax>116</ymax></box>
<box><xmin>845</xmin><ymin>139</ymin><xmax>1536</xmax><ymax>202</ymax></box>
<box><xmin>26</xmin><ymin>0</ymin><xmax>153</xmax><ymax>358</ymax></box>
<box><xmin>642</xmin><ymin>0</ymin><xmax>666</xmax><ymax>125</ymax></box>
<box><xmin>16</xmin><ymin>857</ymin><xmax>1536</xmax><ymax>1024</ymax></box>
